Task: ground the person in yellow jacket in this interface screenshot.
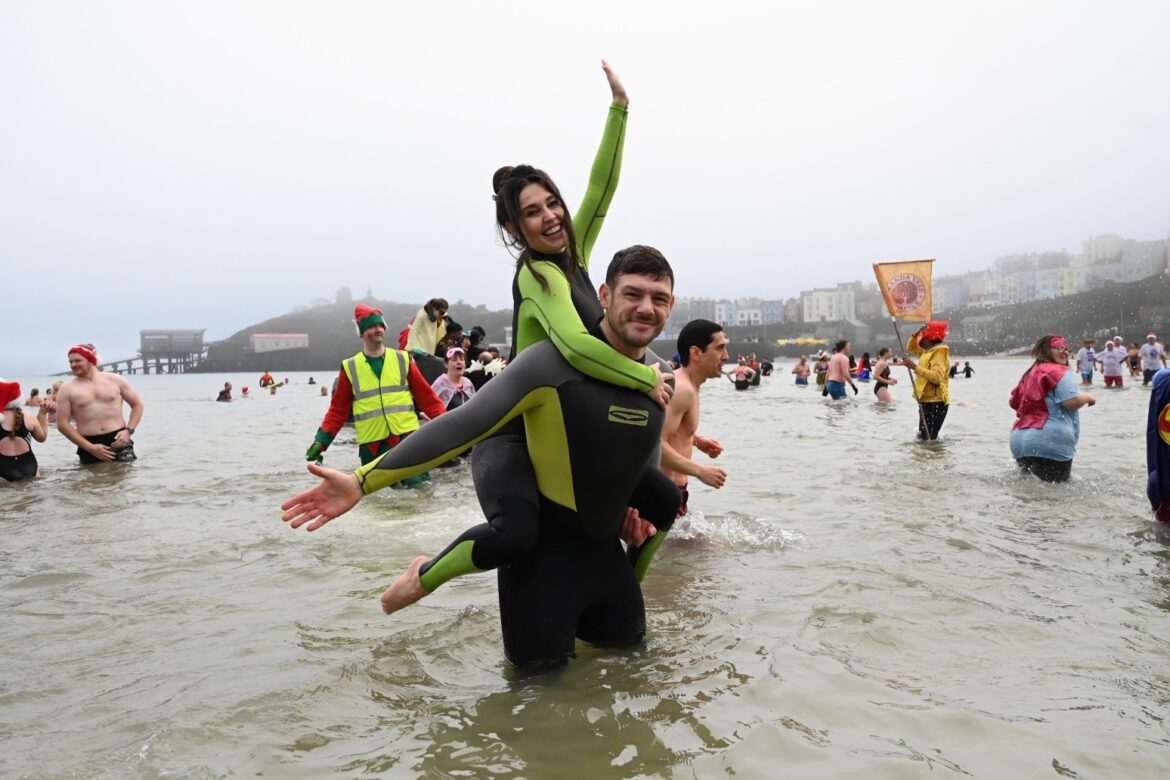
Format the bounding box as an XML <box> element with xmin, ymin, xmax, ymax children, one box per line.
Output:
<box><xmin>901</xmin><ymin>320</ymin><xmax>951</xmax><ymax>440</ymax></box>
<box><xmin>403</xmin><ymin>298</ymin><xmax>449</xmax><ymax>357</ymax></box>
<box><xmin>306</xmin><ymin>305</ymin><xmax>448</xmax><ymax>478</ymax></box>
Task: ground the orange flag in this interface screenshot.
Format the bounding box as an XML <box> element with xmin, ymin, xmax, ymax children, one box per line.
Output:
<box><xmin>873</xmin><ymin>259</ymin><xmax>934</xmax><ymax>321</ymax></box>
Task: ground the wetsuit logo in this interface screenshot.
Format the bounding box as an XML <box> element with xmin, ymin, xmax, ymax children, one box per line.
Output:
<box><xmin>607</xmin><ymin>406</ymin><xmax>649</xmax><ymax>426</ymax></box>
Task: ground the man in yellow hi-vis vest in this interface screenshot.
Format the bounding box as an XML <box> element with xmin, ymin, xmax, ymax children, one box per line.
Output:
<box><xmin>306</xmin><ymin>305</ymin><xmax>447</xmax><ymax>472</ymax></box>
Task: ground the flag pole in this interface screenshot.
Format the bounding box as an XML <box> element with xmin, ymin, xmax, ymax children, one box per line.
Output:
<box><xmin>890</xmin><ymin>316</ymin><xmax>931</xmax><ymax>440</ymax></box>
<box><xmin>873</xmin><ymin>260</ymin><xmax>935</xmax><ymax>440</ymax></box>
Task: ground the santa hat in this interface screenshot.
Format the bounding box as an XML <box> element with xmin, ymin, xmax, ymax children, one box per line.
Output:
<box><xmin>0</xmin><ymin>379</ymin><xmax>21</xmax><ymax>410</ymax></box>
<box><xmin>354</xmin><ymin>305</ymin><xmax>385</xmax><ymax>334</ymax></box>
<box><xmin>921</xmin><ymin>321</ymin><xmax>948</xmax><ymax>342</ymax></box>
<box><xmin>68</xmin><ymin>344</ymin><xmax>99</xmax><ymax>365</ymax></box>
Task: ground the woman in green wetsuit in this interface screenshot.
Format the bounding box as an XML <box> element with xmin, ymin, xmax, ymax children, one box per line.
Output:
<box><xmin>282</xmin><ymin>249</ymin><xmax>681</xmax><ymax>665</ymax></box>
<box><xmin>383</xmin><ymin>62</ymin><xmax>677</xmax><ymax>613</ymax></box>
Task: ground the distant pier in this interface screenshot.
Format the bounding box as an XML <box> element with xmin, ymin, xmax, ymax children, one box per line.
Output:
<box><xmin>66</xmin><ymin>329</ymin><xmax>208</xmax><ymax>375</ymax></box>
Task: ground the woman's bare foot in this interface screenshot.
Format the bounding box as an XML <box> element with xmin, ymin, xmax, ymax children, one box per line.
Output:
<box><xmin>380</xmin><ymin>556</ymin><xmax>431</xmax><ymax>615</ymax></box>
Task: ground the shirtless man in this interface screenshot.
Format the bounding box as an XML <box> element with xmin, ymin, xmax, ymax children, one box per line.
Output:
<box><xmin>55</xmin><ymin>344</ymin><xmax>144</xmax><ymax>464</ymax></box>
<box><xmin>792</xmin><ymin>355</ymin><xmax>811</xmax><ymax>386</ymax></box>
<box><xmin>660</xmin><ymin>319</ymin><xmax>728</xmax><ymax>517</ymax></box>
<box><xmin>824</xmin><ymin>339</ymin><xmax>859</xmax><ymax>399</ymax></box>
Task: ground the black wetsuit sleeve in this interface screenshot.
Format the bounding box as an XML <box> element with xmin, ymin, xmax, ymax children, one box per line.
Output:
<box><xmin>354</xmin><ymin>348</ymin><xmax>562</xmax><ymax>494</ymax></box>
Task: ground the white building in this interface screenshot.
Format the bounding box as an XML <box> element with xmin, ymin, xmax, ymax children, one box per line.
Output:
<box><xmin>1083</xmin><ymin>234</ymin><xmax>1126</xmax><ymax>263</ymax></box>
<box><xmin>1122</xmin><ymin>239</ymin><xmax>1168</xmax><ymax>282</ymax></box>
<box><xmin>735</xmin><ymin>307</ymin><xmax>762</xmax><ymax>326</ymax></box>
<box><xmin>250</xmin><ymin>333</ymin><xmax>309</xmax><ymax>353</ymax></box>
<box><xmin>713</xmin><ymin>300</ymin><xmax>735</xmax><ymax>327</ymax></box>
<box><xmin>800</xmin><ymin>285</ymin><xmax>856</xmax><ymax>323</ymax></box>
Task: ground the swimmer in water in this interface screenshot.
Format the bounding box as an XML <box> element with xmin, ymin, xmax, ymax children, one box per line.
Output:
<box><xmin>55</xmin><ymin>344</ymin><xmax>145</xmax><ymax>465</ymax></box>
<box><xmin>659</xmin><ymin>319</ymin><xmax>729</xmax><ymax>518</ymax></box>
<box><xmin>791</xmin><ymin>355</ymin><xmax>811</xmax><ymax>386</ymax></box>
<box><xmin>872</xmin><ymin>347</ymin><xmax>898</xmax><ymax>403</ymax></box>
<box><xmin>824</xmin><ymin>340</ymin><xmax>858</xmax><ymax>399</ymax></box>
<box><xmin>0</xmin><ymin>380</ymin><xmax>49</xmax><ymax>482</ymax></box>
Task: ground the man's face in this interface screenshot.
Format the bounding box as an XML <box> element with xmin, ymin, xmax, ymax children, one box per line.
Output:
<box><xmin>599</xmin><ymin>274</ymin><xmax>674</xmax><ymax>350</ymax></box>
<box><xmin>362</xmin><ymin>324</ymin><xmax>386</xmax><ymax>350</ymax></box>
<box><xmin>691</xmin><ymin>331</ymin><xmax>729</xmax><ymax>378</ymax></box>
<box><xmin>68</xmin><ymin>354</ymin><xmax>89</xmax><ymax>375</ymax></box>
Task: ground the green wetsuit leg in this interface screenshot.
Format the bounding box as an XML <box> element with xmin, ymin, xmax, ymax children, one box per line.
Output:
<box><xmin>624</xmin><ymin>465</ymin><xmax>679</xmax><ymax>582</ymax></box>
<box><xmin>420</xmin><ymin>438</ymin><xmax>678</xmax><ymax>593</ymax></box>
<box><xmin>419</xmin><ymin>431</ymin><xmax>539</xmax><ymax>592</ymax></box>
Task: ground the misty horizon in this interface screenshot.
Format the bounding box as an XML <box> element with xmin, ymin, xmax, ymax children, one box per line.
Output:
<box><xmin>3</xmin><ymin>1</ymin><xmax>1168</xmax><ymax>375</ymax></box>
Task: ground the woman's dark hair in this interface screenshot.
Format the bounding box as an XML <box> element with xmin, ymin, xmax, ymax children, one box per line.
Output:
<box><xmin>1021</xmin><ymin>334</ymin><xmax>1066</xmax><ymax>380</ymax></box>
<box><xmin>8</xmin><ymin>408</ymin><xmax>23</xmax><ymax>439</ymax></box>
<box><xmin>493</xmin><ymin>165</ymin><xmax>581</xmax><ymax>293</ymax></box>
<box><xmin>877</xmin><ymin>347</ymin><xmax>891</xmax><ymax>358</ymax></box>
<box><xmin>424</xmin><ymin>298</ymin><xmax>449</xmax><ymax>320</ymax></box>
<box><xmin>833</xmin><ymin>339</ymin><xmax>849</xmax><ymax>353</ymax></box>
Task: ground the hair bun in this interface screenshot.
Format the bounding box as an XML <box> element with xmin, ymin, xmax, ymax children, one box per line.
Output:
<box><xmin>492</xmin><ymin>166</ymin><xmax>515</xmax><ymax>194</ymax></box>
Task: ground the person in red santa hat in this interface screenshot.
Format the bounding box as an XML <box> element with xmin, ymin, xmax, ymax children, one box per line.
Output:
<box><xmin>1</xmin><ymin>379</ymin><xmax>50</xmax><ymax>481</ymax></box>
<box><xmin>305</xmin><ymin>305</ymin><xmax>447</xmax><ymax>482</ymax></box>
<box><xmin>55</xmin><ymin>344</ymin><xmax>145</xmax><ymax>465</ymax></box>
<box><xmin>900</xmin><ymin>321</ymin><xmax>951</xmax><ymax>441</ymax></box>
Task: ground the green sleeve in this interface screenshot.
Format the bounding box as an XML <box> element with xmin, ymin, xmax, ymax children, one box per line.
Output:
<box><xmin>516</xmin><ymin>260</ymin><xmax>657</xmax><ymax>392</ymax></box>
<box><xmin>573</xmin><ymin>102</ymin><xmax>627</xmax><ymax>268</ymax></box>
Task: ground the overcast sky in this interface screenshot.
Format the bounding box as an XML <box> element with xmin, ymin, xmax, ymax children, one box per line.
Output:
<box><xmin>3</xmin><ymin>1</ymin><xmax>1168</xmax><ymax>374</ymax></box>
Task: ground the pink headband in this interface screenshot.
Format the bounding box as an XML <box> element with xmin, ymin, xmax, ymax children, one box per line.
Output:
<box><xmin>1049</xmin><ymin>337</ymin><xmax>1068</xmax><ymax>349</ymax></box>
<box><xmin>68</xmin><ymin>344</ymin><xmax>98</xmax><ymax>365</ymax></box>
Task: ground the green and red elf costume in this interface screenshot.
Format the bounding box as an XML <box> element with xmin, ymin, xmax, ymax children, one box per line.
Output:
<box><xmin>306</xmin><ymin>304</ymin><xmax>446</xmax><ymax>468</ymax></box>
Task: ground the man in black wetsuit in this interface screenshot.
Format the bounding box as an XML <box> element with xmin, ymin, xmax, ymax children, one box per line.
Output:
<box><xmin>282</xmin><ymin>246</ymin><xmax>680</xmax><ymax>667</ymax></box>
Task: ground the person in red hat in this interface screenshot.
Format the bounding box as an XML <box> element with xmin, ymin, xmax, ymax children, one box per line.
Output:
<box><xmin>1</xmin><ymin>379</ymin><xmax>50</xmax><ymax>481</ymax></box>
<box><xmin>900</xmin><ymin>321</ymin><xmax>951</xmax><ymax>440</ymax></box>
<box><xmin>305</xmin><ymin>304</ymin><xmax>447</xmax><ymax>478</ymax></box>
<box><xmin>55</xmin><ymin>344</ymin><xmax>145</xmax><ymax>464</ymax></box>
<box><xmin>1140</xmin><ymin>333</ymin><xmax>1167</xmax><ymax>386</ymax></box>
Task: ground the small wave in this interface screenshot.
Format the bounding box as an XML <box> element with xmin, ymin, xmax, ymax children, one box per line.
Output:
<box><xmin>669</xmin><ymin>510</ymin><xmax>804</xmax><ymax>550</ymax></box>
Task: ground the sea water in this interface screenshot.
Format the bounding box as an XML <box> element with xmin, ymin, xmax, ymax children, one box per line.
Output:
<box><xmin>2</xmin><ymin>361</ymin><xmax>1168</xmax><ymax>778</ymax></box>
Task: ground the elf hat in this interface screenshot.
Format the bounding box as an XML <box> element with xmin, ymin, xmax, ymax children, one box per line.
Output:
<box><xmin>354</xmin><ymin>305</ymin><xmax>385</xmax><ymax>334</ymax></box>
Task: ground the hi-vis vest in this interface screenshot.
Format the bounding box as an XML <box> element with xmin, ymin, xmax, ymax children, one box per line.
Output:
<box><xmin>342</xmin><ymin>351</ymin><xmax>419</xmax><ymax>444</ymax></box>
